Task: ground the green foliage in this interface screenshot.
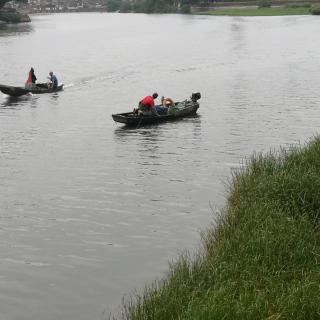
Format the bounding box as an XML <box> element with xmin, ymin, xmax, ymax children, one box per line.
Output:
<box><xmin>115</xmin><ymin>0</ymin><xmax>186</xmax><ymax>14</ymax></box>
<box><xmin>310</xmin><ymin>5</ymin><xmax>320</xmax><ymax>14</ymax></box>
<box><xmin>119</xmin><ymin>0</ymin><xmax>132</xmax><ymax>12</ymax></box>
<box><xmin>143</xmin><ymin>0</ymin><xmax>173</xmax><ymax>13</ymax></box>
<box><xmin>0</xmin><ymin>0</ymin><xmax>26</xmax><ymax>9</ymax></box>
<box><xmin>114</xmin><ymin>137</ymin><xmax>320</xmax><ymax>320</ymax></box>
<box><xmin>0</xmin><ymin>11</ymin><xmax>28</xmax><ymax>22</ymax></box>
<box><xmin>0</xmin><ymin>0</ymin><xmax>8</xmax><ymax>8</ymax></box>
<box><xmin>180</xmin><ymin>4</ymin><xmax>191</xmax><ymax>14</ymax></box>
<box><xmin>195</xmin><ymin>6</ymin><xmax>311</xmax><ymax>16</ymax></box>
<box><xmin>132</xmin><ymin>0</ymin><xmax>146</xmax><ymax>13</ymax></box>
<box><xmin>258</xmin><ymin>0</ymin><xmax>271</xmax><ymax>8</ymax></box>
<box><xmin>105</xmin><ymin>0</ymin><xmax>121</xmax><ymax>12</ymax></box>
<box><xmin>285</xmin><ymin>3</ymin><xmax>311</xmax><ymax>8</ymax></box>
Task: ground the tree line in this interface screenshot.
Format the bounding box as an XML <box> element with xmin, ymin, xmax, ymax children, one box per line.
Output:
<box><xmin>105</xmin><ymin>0</ymin><xmax>207</xmax><ymax>13</ymax></box>
<box><xmin>0</xmin><ymin>0</ymin><xmax>26</xmax><ymax>9</ymax></box>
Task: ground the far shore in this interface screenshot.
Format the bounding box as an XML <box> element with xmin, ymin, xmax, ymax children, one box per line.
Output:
<box><xmin>192</xmin><ymin>3</ymin><xmax>319</xmax><ymax>16</ymax></box>
<box><xmin>1</xmin><ymin>2</ymin><xmax>319</xmax><ymax>23</ymax></box>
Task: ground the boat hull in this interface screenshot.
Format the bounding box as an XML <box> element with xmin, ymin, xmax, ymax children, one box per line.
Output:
<box><xmin>0</xmin><ymin>83</ymin><xmax>64</xmax><ymax>97</ymax></box>
<box><xmin>112</xmin><ymin>101</ymin><xmax>199</xmax><ymax>127</ymax></box>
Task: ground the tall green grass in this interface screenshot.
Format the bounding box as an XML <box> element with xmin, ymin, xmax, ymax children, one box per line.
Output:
<box><xmin>114</xmin><ymin>138</ymin><xmax>320</xmax><ymax>320</ymax></box>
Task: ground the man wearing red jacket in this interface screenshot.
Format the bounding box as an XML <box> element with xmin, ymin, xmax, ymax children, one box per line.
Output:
<box><xmin>138</xmin><ymin>93</ymin><xmax>159</xmax><ymax>115</ymax></box>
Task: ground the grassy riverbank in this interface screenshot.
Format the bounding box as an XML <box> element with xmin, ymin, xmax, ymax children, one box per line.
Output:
<box><xmin>194</xmin><ymin>6</ymin><xmax>311</xmax><ymax>16</ymax></box>
<box><xmin>116</xmin><ymin>138</ymin><xmax>320</xmax><ymax>319</ymax></box>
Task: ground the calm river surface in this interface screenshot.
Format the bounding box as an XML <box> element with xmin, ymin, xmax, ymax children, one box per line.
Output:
<box><xmin>0</xmin><ymin>12</ymin><xmax>320</xmax><ymax>320</ymax></box>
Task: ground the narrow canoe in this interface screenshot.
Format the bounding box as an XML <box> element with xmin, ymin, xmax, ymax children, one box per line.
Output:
<box><xmin>112</xmin><ymin>92</ymin><xmax>201</xmax><ymax>127</ymax></box>
<box><xmin>0</xmin><ymin>83</ymin><xmax>64</xmax><ymax>97</ymax></box>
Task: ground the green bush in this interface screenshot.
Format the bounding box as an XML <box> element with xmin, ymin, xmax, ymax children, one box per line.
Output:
<box><xmin>0</xmin><ymin>0</ymin><xmax>26</xmax><ymax>9</ymax></box>
<box><xmin>0</xmin><ymin>12</ymin><xmax>22</xmax><ymax>22</ymax></box>
<box><xmin>310</xmin><ymin>5</ymin><xmax>320</xmax><ymax>14</ymax></box>
<box><xmin>180</xmin><ymin>4</ymin><xmax>191</xmax><ymax>13</ymax></box>
<box><xmin>132</xmin><ymin>0</ymin><xmax>146</xmax><ymax>13</ymax></box>
<box><xmin>285</xmin><ymin>3</ymin><xmax>311</xmax><ymax>8</ymax></box>
<box><xmin>258</xmin><ymin>0</ymin><xmax>271</xmax><ymax>8</ymax></box>
<box><xmin>119</xmin><ymin>0</ymin><xmax>132</xmax><ymax>12</ymax></box>
<box><xmin>129</xmin><ymin>0</ymin><xmax>176</xmax><ymax>13</ymax></box>
<box><xmin>105</xmin><ymin>0</ymin><xmax>121</xmax><ymax>12</ymax></box>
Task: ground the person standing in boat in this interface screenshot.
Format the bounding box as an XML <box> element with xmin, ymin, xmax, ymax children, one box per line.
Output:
<box><xmin>137</xmin><ymin>93</ymin><xmax>159</xmax><ymax>115</ymax></box>
<box><xmin>25</xmin><ymin>67</ymin><xmax>37</xmax><ymax>88</ymax></box>
<box><xmin>47</xmin><ymin>71</ymin><xmax>58</xmax><ymax>89</ymax></box>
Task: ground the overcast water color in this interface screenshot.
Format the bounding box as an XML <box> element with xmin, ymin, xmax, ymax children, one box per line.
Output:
<box><xmin>0</xmin><ymin>12</ymin><xmax>320</xmax><ymax>320</ymax></box>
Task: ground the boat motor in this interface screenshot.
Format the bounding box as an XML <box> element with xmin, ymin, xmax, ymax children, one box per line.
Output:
<box><xmin>191</xmin><ymin>92</ymin><xmax>201</xmax><ymax>102</ymax></box>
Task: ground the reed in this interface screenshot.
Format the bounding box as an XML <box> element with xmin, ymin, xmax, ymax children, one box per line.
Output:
<box><xmin>114</xmin><ymin>137</ymin><xmax>320</xmax><ymax>320</ymax></box>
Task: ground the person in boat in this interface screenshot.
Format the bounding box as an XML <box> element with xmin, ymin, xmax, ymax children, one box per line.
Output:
<box><xmin>154</xmin><ymin>96</ymin><xmax>175</xmax><ymax>115</ymax></box>
<box><xmin>25</xmin><ymin>67</ymin><xmax>37</xmax><ymax>89</ymax></box>
<box><xmin>136</xmin><ymin>93</ymin><xmax>159</xmax><ymax>116</ymax></box>
<box><xmin>162</xmin><ymin>97</ymin><xmax>175</xmax><ymax>108</ymax></box>
<box><xmin>47</xmin><ymin>71</ymin><xmax>58</xmax><ymax>89</ymax></box>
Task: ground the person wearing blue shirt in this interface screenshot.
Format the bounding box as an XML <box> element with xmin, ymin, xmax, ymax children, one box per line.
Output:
<box><xmin>48</xmin><ymin>71</ymin><xmax>58</xmax><ymax>88</ymax></box>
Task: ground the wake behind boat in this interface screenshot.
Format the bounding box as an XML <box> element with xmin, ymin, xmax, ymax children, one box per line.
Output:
<box><xmin>0</xmin><ymin>83</ymin><xmax>64</xmax><ymax>97</ymax></box>
<box><xmin>112</xmin><ymin>92</ymin><xmax>201</xmax><ymax>126</ymax></box>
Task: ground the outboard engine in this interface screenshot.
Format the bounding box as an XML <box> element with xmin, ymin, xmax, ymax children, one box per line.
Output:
<box><xmin>191</xmin><ymin>92</ymin><xmax>201</xmax><ymax>102</ymax></box>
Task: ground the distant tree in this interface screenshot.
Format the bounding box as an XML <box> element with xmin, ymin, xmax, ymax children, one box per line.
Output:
<box><xmin>105</xmin><ymin>0</ymin><xmax>120</xmax><ymax>11</ymax></box>
<box><xmin>0</xmin><ymin>0</ymin><xmax>27</xmax><ymax>8</ymax></box>
<box><xmin>0</xmin><ymin>0</ymin><xmax>8</xmax><ymax>8</ymax></box>
<box><xmin>142</xmin><ymin>0</ymin><xmax>174</xmax><ymax>13</ymax></box>
<box><xmin>128</xmin><ymin>0</ymin><xmax>198</xmax><ymax>13</ymax></box>
<box><xmin>310</xmin><ymin>5</ymin><xmax>320</xmax><ymax>14</ymax></box>
<box><xmin>180</xmin><ymin>4</ymin><xmax>191</xmax><ymax>13</ymax></box>
<box><xmin>132</xmin><ymin>0</ymin><xmax>146</xmax><ymax>13</ymax></box>
<box><xmin>258</xmin><ymin>0</ymin><xmax>271</xmax><ymax>7</ymax></box>
<box><xmin>119</xmin><ymin>0</ymin><xmax>132</xmax><ymax>12</ymax></box>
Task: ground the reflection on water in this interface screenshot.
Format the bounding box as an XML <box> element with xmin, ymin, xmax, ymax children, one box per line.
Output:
<box><xmin>0</xmin><ymin>94</ymin><xmax>36</xmax><ymax>109</ymax></box>
<box><xmin>49</xmin><ymin>92</ymin><xmax>60</xmax><ymax>105</ymax></box>
<box><xmin>1</xmin><ymin>12</ymin><xmax>320</xmax><ymax>320</ymax></box>
<box><xmin>113</xmin><ymin>114</ymin><xmax>201</xmax><ymax>132</ymax></box>
<box><xmin>0</xmin><ymin>22</ymin><xmax>33</xmax><ymax>37</ymax></box>
<box><xmin>0</xmin><ymin>90</ymin><xmax>61</xmax><ymax>109</ymax></box>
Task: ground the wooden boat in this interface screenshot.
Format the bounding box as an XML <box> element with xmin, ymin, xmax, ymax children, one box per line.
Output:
<box><xmin>0</xmin><ymin>83</ymin><xmax>64</xmax><ymax>97</ymax></box>
<box><xmin>112</xmin><ymin>92</ymin><xmax>201</xmax><ymax>126</ymax></box>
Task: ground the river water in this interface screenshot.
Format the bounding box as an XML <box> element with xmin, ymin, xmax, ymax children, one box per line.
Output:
<box><xmin>0</xmin><ymin>12</ymin><xmax>320</xmax><ymax>320</ymax></box>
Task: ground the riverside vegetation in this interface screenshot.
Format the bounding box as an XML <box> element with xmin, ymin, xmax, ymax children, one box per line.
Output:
<box><xmin>114</xmin><ymin>137</ymin><xmax>320</xmax><ymax>319</ymax></box>
<box><xmin>0</xmin><ymin>0</ymin><xmax>30</xmax><ymax>23</ymax></box>
<box><xmin>105</xmin><ymin>0</ymin><xmax>194</xmax><ymax>13</ymax></box>
<box><xmin>196</xmin><ymin>5</ymin><xmax>310</xmax><ymax>16</ymax></box>
<box><xmin>194</xmin><ymin>3</ymin><xmax>320</xmax><ymax>16</ymax></box>
<box><xmin>104</xmin><ymin>0</ymin><xmax>320</xmax><ymax>15</ymax></box>
<box><xmin>0</xmin><ymin>10</ymin><xmax>30</xmax><ymax>23</ymax></box>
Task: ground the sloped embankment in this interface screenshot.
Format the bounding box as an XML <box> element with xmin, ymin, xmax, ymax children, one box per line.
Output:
<box><xmin>117</xmin><ymin>137</ymin><xmax>320</xmax><ymax>320</ymax></box>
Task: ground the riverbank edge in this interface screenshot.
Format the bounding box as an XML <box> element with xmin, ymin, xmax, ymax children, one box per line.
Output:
<box><xmin>193</xmin><ymin>6</ymin><xmax>310</xmax><ymax>16</ymax></box>
<box><xmin>192</xmin><ymin>4</ymin><xmax>320</xmax><ymax>16</ymax></box>
<box><xmin>0</xmin><ymin>10</ymin><xmax>31</xmax><ymax>23</ymax></box>
<box><xmin>115</xmin><ymin>137</ymin><xmax>320</xmax><ymax>319</ymax></box>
